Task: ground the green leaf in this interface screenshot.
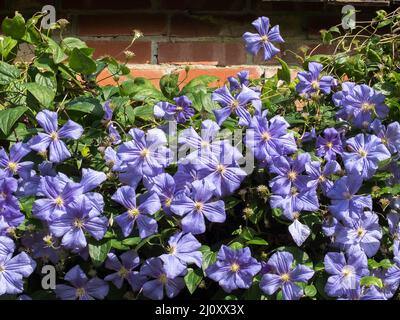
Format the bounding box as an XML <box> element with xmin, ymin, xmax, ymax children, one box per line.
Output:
<box><xmin>0</xmin><ymin>37</ymin><xmax>18</xmax><ymax>60</ymax></box>
<box><xmin>202</xmin><ymin>250</ymin><xmax>217</xmax><ymax>271</ymax></box>
<box><xmin>69</xmin><ymin>48</ymin><xmax>97</xmax><ymax>74</ymax></box>
<box><xmin>133</xmin><ymin>105</ymin><xmax>154</xmax><ymax>121</ymax></box>
<box><xmin>314</xmin><ymin>262</ymin><xmax>325</xmax><ymax>272</ymax></box>
<box><xmin>0</xmin><ymin>106</ymin><xmax>28</xmax><ymax>135</ymax></box>
<box><xmin>121</xmin><ymin>237</ymin><xmax>141</xmax><ymax>246</ymax></box>
<box><xmin>377</xmin><ymin>18</ymin><xmax>392</xmax><ymax>29</ymax></box>
<box><xmin>35</xmin><ymin>72</ymin><xmax>57</xmax><ymax>92</ymax></box>
<box><xmin>246</xmin><ymin>238</ymin><xmax>268</xmax><ymax>246</ymax></box>
<box><xmin>25</xmin><ymin>83</ymin><xmax>55</xmax><ymax>108</ymax></box>
<box><xmin>0</xmin><ymin>61</ymin><xmax>20</xmax><ymax>85</ymax></box>
<box><xmin>160</xmin><ymin>73</ymin><xmax>180</xmax><ymax>99</ymax></box>
<box><xmin>184</xmin><ymin>268</ymin><xmax>203</xmax><ymax>294</ymax></box>
<box><xmin>229</xmin><ymin>242</ymin><xmax>243</xmax><ymax>250</ymax></box>
<box><xmin>110</xmin><ymin>239</ymin><xmax>130</xmax><ymax>251</ymax></box>
<box><xmin>47</xmin><ymin>37</ymin><xmax>67</xmax><ymax>64</ymax></box>
<box><xmin>180</xmin><ymin>75</ymin><xmax>218</xmax><ymax>96</ymax></box>
<box><xmin>368</xmin><ymin>258</ymin><xmax>393</xmax><ymax>270</ymax></box>
<box><xmin>2</xmin><ymin>12</ymin><xmax>25</xmax><ymax>40</ymax></box>
<box><xmin>88</xmin><ymin>240</ymin><xmax>112</xmax><ymax>267</ymax></box>
<box><xmin>276</xmin><ymin>58</ymin><xmax>291</xmax><ymax>83</ymax></box>
<box><xmin>19</xmin><ymin>196</ymin><xmax>36</xmax><ymax>218</ymax></box>
<box><xmin>65</xmin><ymin>97</ymin><xmax>103</xmax><ymax>116</ymax></box>
<box><xmin>360</xmin><ymin>276</ymin><xmax>384</xmax><ymax>289</ymax></box>
<box><xmin>61</xmin><ymin>37</ymin><xmax>88</xmax><ymax>54</ymax></box>
<box><xmin>304</xmin><ymin>285</ymin><xmax>317</xmax><ymax>297</ymax></box>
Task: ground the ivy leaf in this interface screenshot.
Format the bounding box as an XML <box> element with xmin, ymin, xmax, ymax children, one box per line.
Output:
<box><xmin>47</xmin><ymin>37</ymin><xmax>67</xmax><ymax>64</ymax></box>
<box><xmin>360</xmin><ymin>276</ymin><xmax>384</xmax><ymax>289</ymax></box>
<box><xmin>25</xmin><ymin>83</ymin><xmax>55</xmax><ymax>108</ymax></box>
<box><xmin>88</xmin><ymin>240</ymin><xmax>112</xmax><ymax>267</ymax></box>
<box><xmin>180</xmin><ymin>75</ymin><xmax>218</xmax><ymax>96</ymax></box>
<box><xmin>2</xmin><ymin>12</ymin><xmax>25</xmax><ymax>40</ymax></box>
<box><xmin>184</xmin><ymin>268</ymin><xmax>203</xmax><ymax>294</ymax></box>
<box><xmin>0</xmin><ymin>61</ymin><xmax>20</xmax><ymax>85</ymax></box>
<box><xmin>69</xmin><ymin>48</ymin><xmax>97</xmax><ymax>75</ymax></box>
<box><xmin>201</xmin><ymin>249</ymin><xmax>217</xmax><ymax>272</ymax></box>
<box><xmin>66</xmin><ymin>97</ymin><xmax>103</xmax><ymax>117</ymax></box>
<box><xmin>0</xmin><ymin>106</ymin><xmax>28</xmax><ymax>136</ymax></box>
<box><xmin>304</xmin><ymin>285</ymin><xmax>317</xmax><ymax>297</ymax></box>
<box><xmin>61</xmin><ymin>37</ymin><xmax>88</xmax><ymax>54</ymax></box>
<box><xmin>0</xmin><ymin>37</ymin><xmax>18</xmax><ymax>60</ymax></box>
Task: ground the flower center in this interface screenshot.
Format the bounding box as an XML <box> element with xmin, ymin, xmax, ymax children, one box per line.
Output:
<box><xmin>43</xmin><ymin>235</ymin><xmax>54</xmax><ymax>246</ymax></box>
<box><xmin>290</xmin><ymin>187</ymin><xmax>299</xmax><ymax>196</ymax></box>
<box><xmin>140</xmin><ymin>148</ymin><xmax>150</xmax><ymax>158</ymax></box>
<box><xmin>280</xmin><ymin>273</ymin><xmax>291</xmax><ymax>282</ymax></box>
<box><xmin>359</xmin><ymin>148</ymin><xmax>368</xmax><ymax>158</ymax></box>
<box><xmin>165</xmin><ymin>197</ymin><xmax>172</xmax><ymax>207</ymax></box>
<box><xmin>262</xmin><ymin>131</ymin><xmax>271</xmax><ymax>141</ymax></box>
<box><xmin>216</xmin><ymin>164</ymin><xmax>226</xmax><ymax>174</ymax></box>
<box><xmin>361</xmin><ymin>102</ymin><xmax>375</xmax><ymax>112</ymax></box>
<box><xmin>342</xmin><ymin>266</ymin><xmax>353</xmax><ymax>277</ymax></box>
<box><xmin>194</xmin><ymin>202</ymin><xmax>204</xmax><ymax>212</ymax></box>
<box><xmin>50</xmin><ymin>131</ymin><xmax>59</xmax><ymax>141</ymax></box>
<box><xmin>176</xmin><ymin>106</ymin><xmax>183</xmax><ymax>111</ymax></box>
<box><xmin>0</xmin><ymin>264</ymin><xmax>5</xmax><ymax>272</ymax></box>
<box><xmin>128</xmin><ymin>208</ymin><xmax>140</xmax><ymax>217</ymax></box>
<box><xmin>76</xmin><ymin>287</ymin><xmax>86</xmax><ymax>298</ymax></box>
<box><xmin>287</xmin><ymin>170</ymin><xmax>297</xmax><ymax>181</ymax></box>
<box><xmin>326</xmin><ymin>142</ymin><xmax>333</xmax><ymax>149</ymax></box>
<box><xmin>159</xmin><ymin>273</ymin><xmax>168</xmax><ymax>284</ymax></box>
<box><xmin>167</xmin><ymin>245</ymin><xmax>177</xmax><ymax>255</ymax></box>
<box><xmin>318</xmin><ymin>175</ymin><xmax>326</xmax><ymax>182</ymax></box>
<box><xmin>107</xmin><ymin>159</ymin><xmax>115</xmax><ymax>167</ymax></box>
<box><xmin>118</xmin><ymin>266</ymin><xmax>129</xmax><ymax>278</ymax></box>
<box><xmin>201</xmin><ymin>140</ymin><xmax>210</xmax><ymax>148</ymax></box>
<box><xmin>311</xmin><ymin>80</ymin><xmax>319</xmax><ymax>90</ymax></box>
<box><xmin>54</xmin><ymin>196</ymin><xmax>64</xmax><ymax>207</ymax></box>
<box><xmin>230</xmin><ymin>263</ymin><xmax>240</xmax><ymax>273</ymax></box>
<box><xmin>261</xmin><ymin>35</ymin><xmax>269</xmax><ymax>43</ymax></box>
<box><xmin>230</xmin><ymin>100</ymin><xmax>240</xmax><ymax>111</ymax></box>
<box><xmin>356</xmin><ymin>227</ymin><xmax>365</xmax><ymax>238</ymax></box>
<box><xmin>73</xmin><ymin>218</ymin><xmax>84</xmax><ymax>229</ymax></box>
<box><xmin>7</xmin><ymin>161</ymin><xmax>18</xmax><ymax>172</ymax></box>
<box><xmin>343</xmin><ymin>191</ymin><xmax>353</xmax><ymax>200</ymax></box>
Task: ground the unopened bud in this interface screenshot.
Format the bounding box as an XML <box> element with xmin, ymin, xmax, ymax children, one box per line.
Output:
<box><xmin>57</xmin><ymin>19</ymin><xmax>69</xmax><ymax>29</ymax></box>
<box><xmin>132</xmin><ymin>29</ymin><xmax>143</xmax><ymax>41</ymax></box>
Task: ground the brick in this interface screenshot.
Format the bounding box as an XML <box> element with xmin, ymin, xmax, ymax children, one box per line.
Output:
<box><xmin>159</xmin><ymin>0</ymin><xmax>247</xmax><ymax>11</ymax></box>
<box><xmin>60</xmin><ymin>0</ymin><xmax>151</xmax><ymax>10</ymax></box>
<box><xmin>279</xmin><ymin>40</ymin><xmax>335</xmax><ymax>64</ymax></box>
<box><xmin>86</xmin><ymin>40</ymin><xmax>152</xmax><ymax>63</ymax></box>
<box><xmin>169</xmin><ymin>14</ymin><xmax>220</xmax><ymax>37</ymax></box>
<box><xmin>158</xmin><ymin>42</ymin><xmax>247</xmax><ymax>66</ymax></box>
<box><xmin>252</xmin><ymin>1</ymin><xmax>326</xmax><ymax>12</ymax></box>
<box><xmin>8</xmin><ymin>0</ymin><xmax>56</xmax><ymax>12</ymax></box>
<box><xmin>169</xmin><ymin>14</ymin><xmax>260</xmax><ymax>38</ymax></box>
<box><xmin>77</xmin><ymin>14</ymin><xmax>167</xmax><ymax>36</ymax></box>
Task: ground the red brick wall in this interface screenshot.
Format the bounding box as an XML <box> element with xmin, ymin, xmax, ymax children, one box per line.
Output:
<box><xmin>0</xmin><ymin>0</ymin><xmax>393</xmax><ymax>86</ymax></box>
